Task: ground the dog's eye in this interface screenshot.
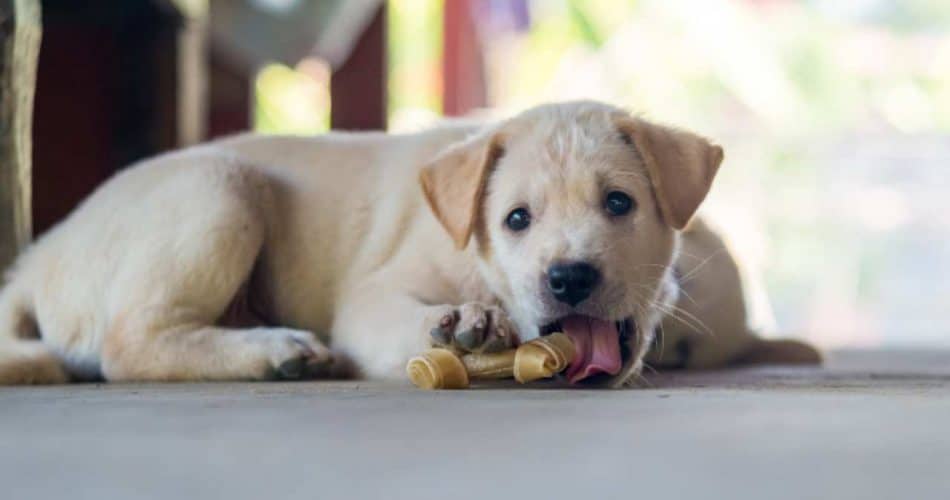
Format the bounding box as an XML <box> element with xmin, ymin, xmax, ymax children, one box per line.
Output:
<box><xmin>605</xmin><ymin>191</ymin><xmax>636</xmax><ymax>216</ymax></box>
<box><xmin>505</xmin><ymin>207</ymin><xmax>531</xmax><ymax>232</ymax></box>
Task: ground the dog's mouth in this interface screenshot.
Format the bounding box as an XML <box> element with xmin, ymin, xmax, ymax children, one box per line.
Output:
<box><xmin>540</xmin><ymin>316</ymin><xmax>635</xmax><ymax>384</ymax></box>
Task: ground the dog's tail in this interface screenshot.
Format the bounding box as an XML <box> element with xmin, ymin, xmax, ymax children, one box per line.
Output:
<box><xmin>0</xmin><ymin>284</ymin><xmax>69</xmax><ymax>385</ymax></box>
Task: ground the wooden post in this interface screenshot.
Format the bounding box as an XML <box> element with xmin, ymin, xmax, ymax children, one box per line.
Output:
<box><xmin>31</xmin><ymin>1</ymin><xmax>207</xmax><ymax>235</ymax></box>
<box><xmin>0</xmin><ymin>0</ymin><xmax>40</xmax><ymax>273</ymax></box>
<box><xmin>331</xmin><ymin>5</ymin><xmax>386</xmax><ymax>130</ymax></box>
<box><xmin>443</xmin><ymin>0</ymin><xmax>486</xmax><ymax>116</ymax></box>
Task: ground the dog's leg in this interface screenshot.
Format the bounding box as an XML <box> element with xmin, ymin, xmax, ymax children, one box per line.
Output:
<box><xmin>332</xmin><ymin>276</ymin><xmax>517</xmax><ymax>379</ymax></box>
<box><xmin>102</xmin><ymin>321</ymin><xmax>333</xmax><ymax>382</ymax></box>
<box><xmin>331</xmin><ymin>291</ymin><xmax>448</xmax><ymax>380</ymax></box>
<box><xmin>97</xmin><ymin>160</ymin><xmax>338</xmax><ymax>382</ymax></box>
<box><xmin>0</xmin><ymin>292</ymin><xmax>69</xmax><ymax>384</ymax></box>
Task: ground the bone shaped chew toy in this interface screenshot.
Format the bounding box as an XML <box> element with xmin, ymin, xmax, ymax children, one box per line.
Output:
<box><xmin>406</xmin><ymin>332</ymin><xmax>575</xmax><ymax>390</ymax></box>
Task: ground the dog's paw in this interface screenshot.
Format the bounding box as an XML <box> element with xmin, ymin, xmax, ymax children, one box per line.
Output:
<box><xmin>246</xmin><ymin>328</ymin><xmax>337</xmax><ymax>380</ymax></box>
<box><xmin>426</xmin><ymin>303</ymin><xmax>518</xmax><ymax>354</ymax></box>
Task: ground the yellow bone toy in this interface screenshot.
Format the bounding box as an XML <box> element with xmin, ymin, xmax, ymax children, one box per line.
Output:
<box><xmin>406</xmin><ymin>332</ymin><xmax>575</xmax><ymax>390</ymax></box>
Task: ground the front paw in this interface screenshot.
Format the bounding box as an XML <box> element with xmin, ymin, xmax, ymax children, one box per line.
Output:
<box><xmin>245</xmin><ymin>328</ymin><xmax>336</xmax><ymax>380</ymax></box>
<box><xmin>427</xmin><ymin>303</ymin><xmax>518</xmax><ymax>354</ymax></box>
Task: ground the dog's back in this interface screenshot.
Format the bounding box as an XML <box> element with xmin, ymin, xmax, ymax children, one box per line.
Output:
<box><xmin>0</xmin><ymin>125</ymin><xmax>477</xmax><ymax>384</ymax></box>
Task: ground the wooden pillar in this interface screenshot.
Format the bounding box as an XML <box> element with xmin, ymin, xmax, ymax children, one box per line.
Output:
<box><xmin>0</xmin><ymin>0</ymin><xmax>40</xmax><ymax>272</ymax></box>
<box><xmin>443</xmin><ymin>0</ymin><xmax>486</xmax><ymax>116</ymax></box>
<box><xmin>31</xmin><ymin>0</ymin><xmax>208</xmax><ymax>236</ymax></box>
<box><xmin>208</xmin><ymin>49</ymin><xmax>251</xmax><ymax>139</ymax></box>
<box><xmin>175</xmin><ymin>1</ymin><xmax>209</xmax><ymax>147</ymax></box>
<box><xmin>331</xmin><ymin>5</ymin><xmax>386</xmax><ymax>131</ymax></box>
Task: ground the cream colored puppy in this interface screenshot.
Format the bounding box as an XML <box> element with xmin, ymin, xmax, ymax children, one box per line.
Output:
<box><xmin>0</xmin><ymin>101</ymin><xmax>816</xmax><ymax>386</ymax></box>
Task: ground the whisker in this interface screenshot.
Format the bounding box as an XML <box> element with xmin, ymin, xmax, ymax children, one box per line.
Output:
<box><xmin>634</xmin><ymin>371</ymin><xmax>653</xmax><ymax>388</ymax></box>
<box><xmin>677</xmin><ymin>248</ymin><xmax>728</xmax><ymax>285</ymax></box>
<box><xmin>653</xmin><ymin>302</ymin><xmax>714</xmax><ymax>337</ymax></box>
<box><xmin>631</xmin><ymin>285</ymin><xmax>713</xmax><ymax>337</ymax></box>
<box><xmin>658</xmin><ymin>305</ymin><xmax>716</xmax><ymax>337</ymax></box>
<box><xmin>676</xmin><ymin>286</ymin><xmax>700</xmax><ymax>307</ymax></box>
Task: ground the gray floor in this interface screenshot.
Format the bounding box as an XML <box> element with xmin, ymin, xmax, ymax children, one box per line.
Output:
<box><xmin>2</xmin><ymin>350</ymin><xmax>948</xmax><ymax>500</ymax></box>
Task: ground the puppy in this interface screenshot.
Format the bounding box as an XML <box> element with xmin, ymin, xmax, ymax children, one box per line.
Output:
<box><xmin>0</xmin><ymin>101</ymin><xmax>817</xmax><ymax>386</ymax></box>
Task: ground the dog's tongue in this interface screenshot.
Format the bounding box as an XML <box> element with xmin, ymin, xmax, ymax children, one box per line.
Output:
<box><xmin>560</xmin><ymin>315</ymin><xmax>622</xmax><ymax>384</ymax></box>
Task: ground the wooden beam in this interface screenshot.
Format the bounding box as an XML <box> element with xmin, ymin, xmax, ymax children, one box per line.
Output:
<box><xmin>32</xmin><ymin>1</ymin><xmax>206</xmax><ymax>236</ymax></box>
<box><xmin>443</xmin><ymin>0</ymin><xmax>486</xmax><ymax>116</ymax></box>
<box><xmin>331</xmin><ymin>5</ymin><xmax>386</xmax><ymax>131</ymax></box>
<box><xmin>208</xmin><ymin>48</ymin><xmax>251</xmax><ymax>138</ymax></box>
<box><xmin>174</xmin><ymin>0</ymin><xmax>210</xmax><ymax>147</ymax></box>
<box><xmin>0</xmin><ymin>0</ymin><xmax>40</xmax><ymax>273</ymax></box>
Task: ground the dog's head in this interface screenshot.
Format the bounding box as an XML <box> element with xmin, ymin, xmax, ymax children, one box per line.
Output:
<box><xmin>421</xmin><ymin>101</ymin><xmax>723</xmax><ymax>386</ymax></box>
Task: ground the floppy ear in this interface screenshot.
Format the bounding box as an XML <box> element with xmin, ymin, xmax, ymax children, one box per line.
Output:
<box><xmin>419</xmin><ymin>133</ymin><xmax>505</xmax><ymax>249</ymax></box>
<box><xmin>618</xmin><ymin>118</ymin><xmax>724</xmax><ymax>230</ymax></box>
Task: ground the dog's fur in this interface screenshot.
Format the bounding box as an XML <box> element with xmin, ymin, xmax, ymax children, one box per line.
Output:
<box><xmin>0</xmin><ymin>101</ymin><xmax>818</xmax><ymax>386</ymax></box>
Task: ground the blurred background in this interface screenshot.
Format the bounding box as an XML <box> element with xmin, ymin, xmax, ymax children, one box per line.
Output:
<box><xmin>30</xmin><ymin>0</ymin><xmax>950</xmax><ymax>350</ymax></box>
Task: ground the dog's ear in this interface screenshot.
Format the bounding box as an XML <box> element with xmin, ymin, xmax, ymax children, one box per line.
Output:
<box><xmin>618</xmin><ymin>118</ymin><xmax>723</xmax><ymax>230</ymax></box>
<box><xmin>420</xmin><ymin>132</ymin><xmax>505</xmax><ymax>249</ymax></box>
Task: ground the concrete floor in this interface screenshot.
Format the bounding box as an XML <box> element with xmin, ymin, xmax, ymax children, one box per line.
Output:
<box><xmin>2</xmin><ymin>350</ymin><xmax>948</xmax><ymax>500</ymax></box>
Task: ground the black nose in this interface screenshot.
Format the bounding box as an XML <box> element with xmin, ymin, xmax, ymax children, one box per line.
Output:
<box><xmin>547</xmin><ymin>262</ymin><xmax>601</xmax><ymax>306</ymax></box>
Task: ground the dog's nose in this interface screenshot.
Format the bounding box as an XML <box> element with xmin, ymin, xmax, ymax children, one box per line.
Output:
<box><xmin>547</xmin><ymin>262</ymin><xmax>601</xmax><ymax>306</ymax></box>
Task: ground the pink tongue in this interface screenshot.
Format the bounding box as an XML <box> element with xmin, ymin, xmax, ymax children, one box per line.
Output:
<box><xmin>560</xmin><ymin>315</ymin><xmax>622</xmax><ymax>384</ymax></box>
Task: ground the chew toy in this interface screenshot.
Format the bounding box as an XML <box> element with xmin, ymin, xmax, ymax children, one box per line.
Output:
<box><xmin>406</xmin><ymin>332</ymin><xmax>575</xmax><ymax>390</ymax></box>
